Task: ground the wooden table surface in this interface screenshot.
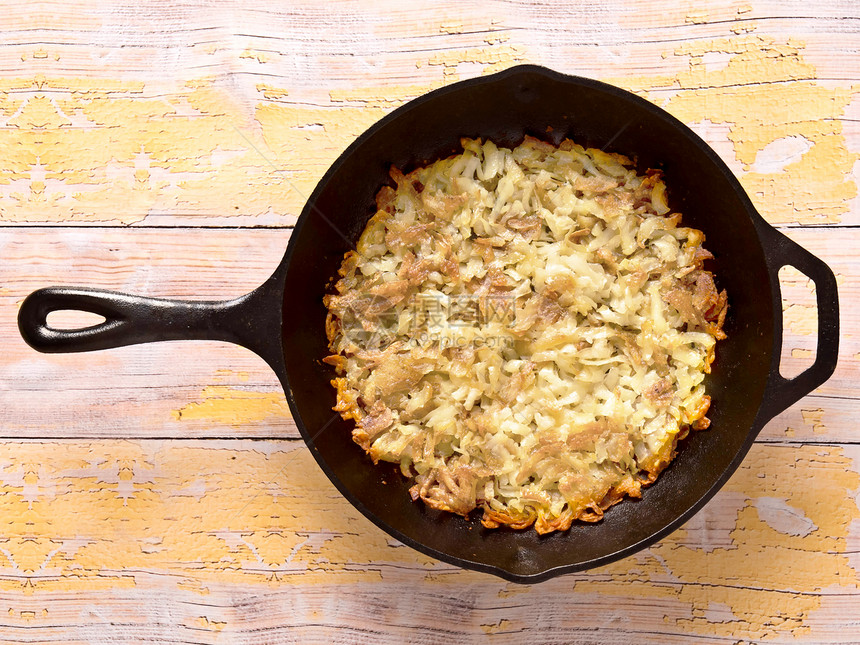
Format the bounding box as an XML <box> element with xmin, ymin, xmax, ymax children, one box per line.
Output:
<box><xmin>1</xmin><ymin>1</ymin><xmax>858</xmax><ymax>642</ymax></box>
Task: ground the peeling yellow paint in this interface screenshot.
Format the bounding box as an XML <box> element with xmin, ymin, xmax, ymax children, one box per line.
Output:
<box><xmin>9</xmin><ymin>36</ymin><xmax>846</xmax><ymax>232</ymax></box>
<box><xmin>240</xmin><ymin>49</ymin><xmax>268</xmax><ymax>64</ymax></box>
<box><xmin>426</xmin><ymin>44</ymin><xmax>526</xmax><ymax>78</ymax></box>
<box><xmin>0</xmin><ymin>441</ymin><xmax>431</xmax><ymax>593</ymax></box>
<box><xmin>484</xmin><ymin>33</ymin><xmax>510</xmax><ymax>46</ymax></box>
<box><xmin>779</xmin><ymin>264</ymin><xmax>819</xmax><ymax>369</ymax></box>
<box><xmin>195</xmin><ymin>615</ymin><xmax>226</xmax><ymax>631</ymax></box>
<box><xmin>779</xmin><ymin>264</ymin><xmax>816</xmax><ymax>292</ymax></box>
<box><xmin>171</xmin><ymin>386</ymin><xmax>289</xmax><ymax>427</ymax></box>
<box><xmin>685</xmin><ymin>11</ymin><xmax>709</xmax><ymax>24</ymax></box>
<box><xmin>609</xmin><ymin>35</ymin><xmax>859</xmax><ymax>225</ymax></box>
<box><xmin>254</xmin><ymin>101</ymin><xmax>390</xmax><ymax>205</ymax></box>
<box><xmin>800</xmin><ymin>408</ymin><xmax>827</xmax><ymax>435</ymax></box>
<box><xmin>481</xmin><ymin>618</ymin><xmax>512</xmax><ymax>634</ymax></box>
<box><xmin>784</xmin><ymin>304</ymin><xmax>818</xmax><ymax>336</ymax></box>
<box><xmin>176</xmin><ymin>580</ymin><xmax>210</xmax><ymax>595</ymax></box>
<box><xmin>572</xmin><ymin>445</ymin><xmax>859</xmax><ymax>640</ymax></box>
<box><xmin>731</xmin><ymin>22</ymin><xmax>758</xmax><ymax>34</ymax></box>
<box><xmin>212</xmin><ymin>369</ymin><xmax>250</xmax><ymax>383</ymax></box>
<box><xmin>497</xmin><ymin>584</ymin><xmax>531</xmax><ymax>598</ymax></box>
<box><xmin>256</xmin><ymin>83</ymin><xmax>289</xmax><ymax>100</ymax></box>
<box><xmin>0</xmin><ymin>440</ymin><xmax>841</xmax><ymax>637</ymax></box>
<box><xmin>0</xmin><ymin>76</ymin><xmax>295</xmax><ymax>224</ymax></box>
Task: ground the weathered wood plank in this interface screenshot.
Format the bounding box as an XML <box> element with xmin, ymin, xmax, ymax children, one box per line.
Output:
<box><xmin>1</xmin><ymin>228</ymin><xmax>290</xmax><ymax>437</ymax></box>
<box><xmin>0</xmin><ymin>2</ymin><xmax>856</xmax><ymax>227</ymax></box>
<box><xmin>3</xmin><ymin>226</ymin><xmax>856</xmax><ymax>439</ymax></box>
<box><xmin>0</xmin><ymin>440</ymin><xmax>853</xmax><ymax>643</ymax></box>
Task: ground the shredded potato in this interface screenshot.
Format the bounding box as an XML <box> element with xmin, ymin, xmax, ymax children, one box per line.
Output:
<box><xmin>324</xmin><ymin>137</ymin><xmax>728</xmax><ymax>534</ymax></box>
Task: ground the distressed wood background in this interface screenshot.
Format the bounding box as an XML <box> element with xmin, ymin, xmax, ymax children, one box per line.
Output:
<box><xmin>0</xmin><ymin>1</ymin><xmax>858</xmax><ymax>642</ymax></box>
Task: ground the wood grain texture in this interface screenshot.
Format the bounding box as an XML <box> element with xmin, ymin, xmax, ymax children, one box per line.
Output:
<box><xmin>1</xmin><ymin>0</ymin><xmax>858</xmax><ymax>642</ymax></box>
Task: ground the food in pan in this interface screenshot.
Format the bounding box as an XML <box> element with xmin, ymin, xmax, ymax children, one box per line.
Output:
<box><xmin>324</xmin><ymin>136</ymin><xmax>727</xmax><ymax>534</ymax></box>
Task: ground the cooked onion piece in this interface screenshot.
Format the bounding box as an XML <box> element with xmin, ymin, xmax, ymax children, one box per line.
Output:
<box><xmin>324</xmin><ymin>137</ymin><xmax>727</xmax><ymax>534</ymax></box>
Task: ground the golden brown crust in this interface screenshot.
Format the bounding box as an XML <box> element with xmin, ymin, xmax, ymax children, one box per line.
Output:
<box><xmin>481</xmin><ymin>507</ymin><xmax>537</xmax><ymax>531</ymax></box>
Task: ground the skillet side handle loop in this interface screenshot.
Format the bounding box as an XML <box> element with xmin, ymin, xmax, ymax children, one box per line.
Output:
<box><xmin>17</xmin><ymin>274</ymin><xmax>285</xmax><ymax>372</ymax></box>
<box><xmin>757</xmin><ymin>224</ymin><xmax>840</xmax><ymax>420</ymax></box>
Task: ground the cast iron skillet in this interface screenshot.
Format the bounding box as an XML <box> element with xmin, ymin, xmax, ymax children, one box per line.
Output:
<box><xmin>18</xmin><ymin>65</ymin><xmax>839</xmax><ymax>583</ymax></box>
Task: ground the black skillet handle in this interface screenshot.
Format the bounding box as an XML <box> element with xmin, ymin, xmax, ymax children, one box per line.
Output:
<box><xmin>17</xmin><ymin>270</ymin><xmax>286</xmax><ymax>372</ymax></box>
<box><xmin>756</xmin><ymin>223</ymin><xmax>840</xmax><ymax>420</ymax></box>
